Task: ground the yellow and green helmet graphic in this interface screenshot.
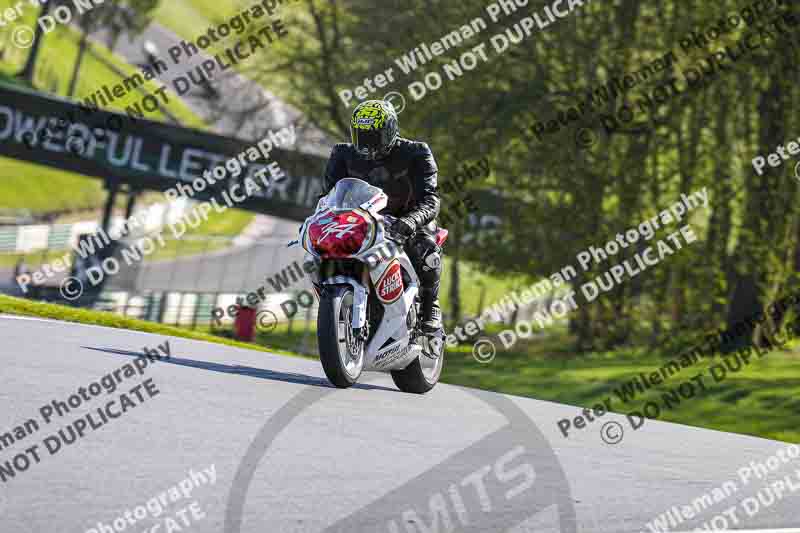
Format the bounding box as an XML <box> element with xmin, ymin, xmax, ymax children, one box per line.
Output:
<box><xmin>350</xmin><ymin>100</ymin><xmax>399</xmax><ymax>159</ymax></box>
<box><xmin>351</xmin><ymin>100</ymin><xmax>395</xmax><ymax>130</ymax></box>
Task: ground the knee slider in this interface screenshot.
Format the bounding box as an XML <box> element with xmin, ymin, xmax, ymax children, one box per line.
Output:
<box><xmin>423</xmin><ymin>250</ymin><xmax>441</xmax><ymax>272</ymax></box>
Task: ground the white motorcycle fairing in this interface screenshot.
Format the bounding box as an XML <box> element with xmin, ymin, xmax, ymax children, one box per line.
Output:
<box><xmin>301</xmin><ymin>178</ymin><xmax>443</xmax><ymax>388</ymax></box>
<box><xmin>318</xmin><ymin>244</ymin><xmax>422</xmax><ymax>372</ymax></box>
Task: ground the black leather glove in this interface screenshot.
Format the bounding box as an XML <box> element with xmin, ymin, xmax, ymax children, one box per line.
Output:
<box><xmin>391</xmin><ymin>217</ymin><xmax>416</xmax><ymax>237</ymax></box>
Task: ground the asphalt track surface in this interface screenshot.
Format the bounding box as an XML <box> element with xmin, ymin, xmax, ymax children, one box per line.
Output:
<box><xmin>132</xmin><ymin>217</ymin><xmax>305</xmax><ymax>293</ymax></box>
<box><xmin>1</xmin><ymin>315</ymin><xmax>799</xmax><ymax>533</ymax></box>
<box><xmin>0</xmin><ymin>228</ymin><xmax>307</xmax><ymax>296</ymax></box>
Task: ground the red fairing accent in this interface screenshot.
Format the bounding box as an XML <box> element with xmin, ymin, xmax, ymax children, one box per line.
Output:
<box><xmin>435</xmin><ymin>228</ymin><xmax>449</xmax><ymax>246</ymax></box>
<box><xmin>308</xmin><ymin>211</ymin><xmax>369</xmax><ymax>258</ymax></box>
<box><xmin>376</xmin><ymin>261</ymin><xmax>404</xmax><ymax>304</ymax></box>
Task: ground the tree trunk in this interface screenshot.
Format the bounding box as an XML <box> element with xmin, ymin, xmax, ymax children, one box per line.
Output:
<box><xmin>448</xmin><ymin>230</ymin><xmax>461</xmax><ymax>327</ymax></box>
<box><xmin>68</xmin><ymin>26</ymin><xmax>91</xmax><ymax>98</ymax></box>
<box><xmin>17</xmin><ymin>3</ymin><xmax>51</xmax><ymax>83</ymax></box>
<box><xmin>725</xmin><ymin>74</ymin><xmax>785</xmax><ymax>346</ymax></box>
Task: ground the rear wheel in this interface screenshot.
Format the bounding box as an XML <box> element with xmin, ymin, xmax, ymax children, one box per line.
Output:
<box><xmin>391</xmin><ymin>342</ymin><xmax>444</xmax><ymax>394</ymax></box>
<box><xmin>317</xmin><ymin>285</ymin><xmax>364</xmax><ymax>388</ymax></box>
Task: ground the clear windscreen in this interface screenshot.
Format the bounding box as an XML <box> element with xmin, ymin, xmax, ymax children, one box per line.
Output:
<box><xmin>325</xmin><ymin>178</ymin><xmax>384</xmax><ymax>210</ymax></box>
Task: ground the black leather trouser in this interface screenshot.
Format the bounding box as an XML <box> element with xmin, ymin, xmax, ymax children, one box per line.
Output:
<box><xmin>404</xmin><ymin>222</ymin><xmax>442</xmax><ymax>325</ymax></box>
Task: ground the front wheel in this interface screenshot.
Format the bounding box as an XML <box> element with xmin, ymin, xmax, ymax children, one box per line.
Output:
<box><xmin>391</xmin><ymin>344</ymin><xmax>444</xmax><ymax>394</ymax></box>
<box><xmin>317</xmin><ymin>285</ymin><xmax>364</xmax><ymax>388</ymax></box>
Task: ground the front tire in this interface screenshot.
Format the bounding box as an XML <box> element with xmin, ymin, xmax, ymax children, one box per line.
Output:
<box><xmin>391</xmin><ymin>347</ymin><xmax>444</xmax><ymax>394</ymax></box>
<box><xmin>318</xmin><ymin>285</ymin><xmax>364</xmax><ymax>388</ymax></box>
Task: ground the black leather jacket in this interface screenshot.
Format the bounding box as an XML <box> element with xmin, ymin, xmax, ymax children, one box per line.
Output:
<box><xmin>322</xmin><ymin>137</ymin><xmax>441</xmax><ymax>231</ymax></box>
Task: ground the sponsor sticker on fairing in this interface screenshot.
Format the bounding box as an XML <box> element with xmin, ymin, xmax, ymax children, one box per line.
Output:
<box><xmin>374</xmin><ymin>344</ymin><xmax>407</xmax><ymax>367</ymax></box>
<box><xmin>376</xmin><ymin>261</ymin><xmax>404</xmax><ymax>304</ymax></box>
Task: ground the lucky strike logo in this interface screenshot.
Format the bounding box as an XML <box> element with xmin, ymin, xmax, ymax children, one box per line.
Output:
<box><xmin>377</xmin><ymin>261</ymin><xmax>403</xmax><ymax>303</ymax></box>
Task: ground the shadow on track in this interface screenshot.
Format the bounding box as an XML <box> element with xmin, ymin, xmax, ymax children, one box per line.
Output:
<box><xmin>81</xmin><ymin>346</ymin><xmax>397</xmax><ymax>392</ymax></box>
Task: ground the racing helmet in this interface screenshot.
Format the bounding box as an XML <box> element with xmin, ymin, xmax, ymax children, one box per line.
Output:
<box><xmin>350</xmin><ymin>100</ymin><xmax>399</xmax><ymax>160</ymax></box>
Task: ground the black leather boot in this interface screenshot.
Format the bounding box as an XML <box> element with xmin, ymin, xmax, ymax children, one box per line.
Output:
<box><xmin>417</xmin><ymin>287</ymin><xmax>444</xmax><ymax>359</ymax></box>
<box><xmin>421</xmin><ymin>287</ymin><xmax>442</xmax><ymax>332</ymax></box>
<box><xmin>406</xmin><ymin>230</ymin><xmax>444</xmax><ymax>358</ymax></box>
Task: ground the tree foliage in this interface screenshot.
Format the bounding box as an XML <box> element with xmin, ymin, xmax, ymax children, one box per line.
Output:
<box><xmin>224</xmin><ymin>0</ymin><xmax>800</xmax><ymax>350</ymax></box>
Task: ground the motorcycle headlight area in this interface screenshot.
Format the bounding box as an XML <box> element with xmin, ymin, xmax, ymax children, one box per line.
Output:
<box><xmin>306</xmin><ymin>208</ymin><xmax>376</xmax><ymax>258</ymax></box>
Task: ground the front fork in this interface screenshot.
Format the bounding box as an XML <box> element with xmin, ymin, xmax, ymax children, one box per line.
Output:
<box><xmin>320</xmin><ymin>275</ymin><xmax>368</xmax><ymax>331</ymax></box>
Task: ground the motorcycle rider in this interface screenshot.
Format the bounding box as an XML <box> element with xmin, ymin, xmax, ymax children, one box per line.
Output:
<box><xmin>321</xmin><ymin>99</ymin><xmax>444</xmax><ymax>357</ymax></box>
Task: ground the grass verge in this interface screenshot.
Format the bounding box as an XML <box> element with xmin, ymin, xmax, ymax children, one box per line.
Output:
<box><xmin>440</xmin><ymin>257</ymin><xmax>523</xmax><ymax>318</ymax></box>
<box><xmin>0</xmin><ymin>250</ymin><xmax>65</xmax><ymax>269</ymax></box>
<box><xmin>0</xmin><ymin>294</ymin><xmax>301</xmax><ymax>358</ymax></box>
<box><xmin>152</xmin><ymin>0</ymin><xmax>299</xmax><ymax>104</ymax></box>
<box><xmin>0</xmin><ymin>157</ymin><xmax>107</xmax><ymax>213</ymax></box>
<box><xmin>442</xmin><ymin>326</ymin><xmax>800</xmax><ymax>443</ymax></box>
